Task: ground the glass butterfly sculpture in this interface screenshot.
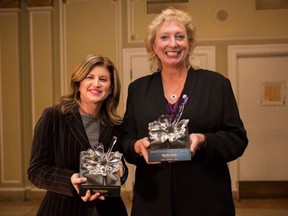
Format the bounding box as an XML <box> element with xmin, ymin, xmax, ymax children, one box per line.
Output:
<box><xmin>148</xmin><ymin>95</ymin><xmax>189</xmax><ymax>149</ymax></box>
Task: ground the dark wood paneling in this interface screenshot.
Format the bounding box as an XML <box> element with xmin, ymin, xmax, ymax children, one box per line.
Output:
<box><xmin>239</xmin><ymin>181</ymin><xmax>288</xmax><ymax>199</ymax></box>
<box><xmin>27</xmin><ymin>0</ymin><xmax>53</xmax><ymax>7</ymax></box>
<box><xmin>0</xmin><ymin>0</ymin><xmax>20</xmax><ymax>8</ymax></box>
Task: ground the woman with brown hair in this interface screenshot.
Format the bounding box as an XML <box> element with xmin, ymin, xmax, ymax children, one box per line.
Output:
<box><xmin>28</xmin><ymin>54</ymin><xmax>128</xmax><ymax>216</ymax></box>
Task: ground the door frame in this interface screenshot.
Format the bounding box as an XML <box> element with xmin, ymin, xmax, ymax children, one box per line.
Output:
<box><xmin>227</xmin><ymin>43</ymin><xmax>288</xmax><ymax>198</ymax></box>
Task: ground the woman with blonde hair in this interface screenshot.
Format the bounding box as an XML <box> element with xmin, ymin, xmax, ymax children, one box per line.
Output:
<box><xmin>122</xmin><ymin>8</ymin><xmax>248</xmax><ymax>216</ymax></box>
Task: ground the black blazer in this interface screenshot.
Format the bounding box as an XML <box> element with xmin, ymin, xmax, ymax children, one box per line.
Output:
<box><xmin>122</xmin><ymin>68</ymin><xmax>248</xmax><ymax>216</ymax></box>
<box><xmin>28</xmin><ymin>106</ymin><xmax>127</xmax><ymax>216</ymax></box>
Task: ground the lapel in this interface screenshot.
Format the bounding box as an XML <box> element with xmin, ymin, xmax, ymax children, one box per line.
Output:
<box><xmin>181</xmin><ymin>67</ymin><xmax>197</xmax><ymax>116</ymax></box>
<box><xmin>151</xmin><ymin>72</ymin><xmax>167</xmax><ymax>115</ymax></box>
<box><xmin>64</xmin><ymin>107</ymin><xmax>117</xmax><ymax>151</ymax></box>
<box><xmin>183</xmin><ymin>67</ymin><xmax>197</xmax><ymax>97</ymax></box>
<box><xmin>64</xmin><ymin>108</ymin><xmax>90</xmax><ymax>150</ymax></box>
<box><xmin>182</xmin><ymin>67</ymin><xmax>196</xmax><ymax>100</ymax></box>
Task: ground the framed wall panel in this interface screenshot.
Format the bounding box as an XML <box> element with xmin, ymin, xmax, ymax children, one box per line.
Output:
<box><xmin>0</xmin><ymin>10</ymin><xmax>22</xmax><ymax>184</ymax></box>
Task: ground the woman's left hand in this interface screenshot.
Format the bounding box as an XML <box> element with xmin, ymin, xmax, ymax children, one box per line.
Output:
<box><xmin>189</xmin><ymin>133</ymin><xmax>207</xmax><ymax>156</ymax></box>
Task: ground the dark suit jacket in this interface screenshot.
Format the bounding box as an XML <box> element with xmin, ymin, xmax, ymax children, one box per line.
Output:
<box><xmin>28</xmin><ymin>106</ymin><xmax>127</xmax><ymax>216</ymax></box>
<box><xmin>122</xmin><ymin>68</ymin><xmax>248</xmax><ymax>216</ymax></box>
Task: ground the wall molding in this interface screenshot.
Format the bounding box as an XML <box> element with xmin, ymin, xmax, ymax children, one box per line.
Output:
<box><xmin>198</xmin><ymin>35</ymin><xmax>288</xmax><ymax>42</ymax></box>
<box><xmin>0</xmin><ymin>11</ymin><xmax>22</xmax><ymax>184</ymax></box>
<box><xmin>194</xmin><ymin>46</ymin><xmax>216</xmax><ymax>70</ymax></box>
<box><xmin>114</xmin><ymin>0</ymin><xmax>122</xmax><ymax>69</ymax></box>
<box><xmin>126</xmin><ymin>0</ymin><xmax>288</xmax><ymax>44</ymax></box>
<box><xmin>28</xmin><ymin>9</ymin><xmax>53</xmax><ymax>127</ymax></box>
<box><xmin>127</xmin><ymin>0</ymin><xmax>141</xmax><ymax>43</ymax></box>
<box><xmin>61</xmin><ymin>2</ymin><xmax>68</xmax><ymax>94</ymax></box>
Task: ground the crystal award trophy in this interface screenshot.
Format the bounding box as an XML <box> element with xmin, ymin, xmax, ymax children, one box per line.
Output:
<box><xmin>79</xmin><ymin>136</ymin><xmax>122</xmax><ymax>196</ymax></box>
<box><xmin>147</xmin><ymin>95</ymin><xmax>191</xmax><ymax>162</ymax></box>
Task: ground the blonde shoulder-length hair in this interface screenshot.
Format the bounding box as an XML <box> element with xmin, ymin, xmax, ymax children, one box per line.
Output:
<box><xmin>57</xmin><ymin>54</ymin><xmax>122</xmax><ymax>126</ymax></box>
<box><xmin>146</xmin><ymin>7</ymin><xmax>201</xmax><ymax>72</ymax></box>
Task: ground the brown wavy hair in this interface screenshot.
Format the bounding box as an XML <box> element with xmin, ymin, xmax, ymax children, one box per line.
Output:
<box><xmin>57</xmin><ymin>54</ymin><xmax>122</xmax><ymax>126</ymax></box>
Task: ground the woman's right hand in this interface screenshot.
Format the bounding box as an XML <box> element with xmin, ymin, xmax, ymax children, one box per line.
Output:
<box><xmin>134</xmin><ymin>138</ymin><xmax>160</xmax><ymax>164</ymax></box>
<box><xmin>70</xmin><ymin>173</ymin><xmax>105</xmax><ymax>202</ymax></box>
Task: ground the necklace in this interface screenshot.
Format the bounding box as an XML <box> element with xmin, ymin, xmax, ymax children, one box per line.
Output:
<box><xmin>162</xmin><ymin>70</ymin><xmax>188</xmax><ymax>101</ymax></box>
<box><xmin>171</xmin><ymin>93</ymin><xmax>177</xmax><ymax>100</ymax></box>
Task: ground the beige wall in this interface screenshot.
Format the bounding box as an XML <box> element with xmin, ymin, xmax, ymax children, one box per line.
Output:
<box><xmin>0</xmin><ymin>0</ymin><xmax>287</xmax><ymax>200</ymax></box>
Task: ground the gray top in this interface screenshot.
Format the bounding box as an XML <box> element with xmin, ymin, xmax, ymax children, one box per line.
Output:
<box><xmin>80</xmin><ymin>115</ymin><xmax>100</xmax><ymax>149</ymax></box>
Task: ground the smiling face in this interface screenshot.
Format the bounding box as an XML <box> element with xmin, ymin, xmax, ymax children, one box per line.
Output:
<box><xmin>79</xmin><ymin>65</ymin><xmax>112</xmax><ymax>108</ymax></box>
<box><xmin>153</xmin><ymin>21</ymin><xmax>189</xmax><ymax>69</ymax></box>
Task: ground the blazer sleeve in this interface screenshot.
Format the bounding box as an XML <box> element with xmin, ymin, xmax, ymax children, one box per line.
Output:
<box><xmin>27</xmin><ymin>107</ymin><xmax>76</xmax><ymax>196</ymax></box>
<box><xmin>202</xmin><ymin>78</ymin><xmax>248</xmax><ymax>163</ymax></box>
<box><xmin>122</xmin><ymin>82</ymin><xmax>140</xmax><ymax>165</ymax></box>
